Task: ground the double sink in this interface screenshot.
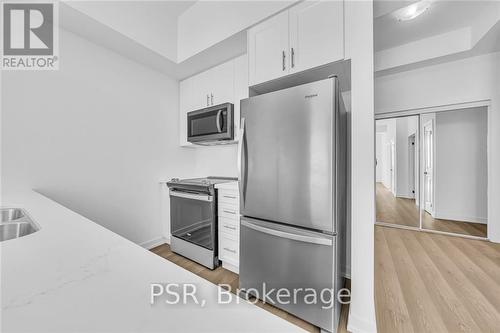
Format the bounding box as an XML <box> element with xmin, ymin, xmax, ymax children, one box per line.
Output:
<box><xmin>0</xmin><ymin>208</ymin><xmax>40</xmax><ymax>242</ymax></box>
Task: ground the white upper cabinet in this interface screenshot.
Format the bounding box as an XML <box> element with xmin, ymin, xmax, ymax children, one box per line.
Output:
<box><xmin>209</xmin><ymin>61</ymin><xmax>234</xmax><ymax>106</ymax></box>
<box><xmin>248</xmin><ymin>10</ymin><xmax>289</xmax><ymax>86</ymax></box>
<box><xmin>289</xmin><ymin>1</ymin><xmax>344</xmax><ymax>73</ymax></box>
<box><xmin>248</xmin><ymin>1</ymin><xmax>344</xmax><ymax>86</ymax></box>
<box><xmin>179</xmin><ymin>54</ymin><xmax>248</xmax><ymax>147</ymax></box>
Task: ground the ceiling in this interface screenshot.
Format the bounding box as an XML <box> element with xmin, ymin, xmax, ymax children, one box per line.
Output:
<box><xmin>374</xmin><ymin>0</ymin><xmax>498</xmax><ymax>52</ymax></box>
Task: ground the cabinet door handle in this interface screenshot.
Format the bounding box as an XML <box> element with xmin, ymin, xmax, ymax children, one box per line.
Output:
<box><xmin>224</xmin><ymin>247</ymin><xmax>237</xmax><ymax>254</ymax></box>
<box><xmin>291</xmin><ymin>47</ymin><xmax>295</xmax><ymax>68</ymax></box>
<box><xmin>224</xmin><ymin>195</ymin><xmax>237</xmax><ymax>199</ymax></box>
<box><xmin>282</xmin><ymin>50</ymin><xmax>286</xmax><ymax>71</ymax></box>
<box><xmin>206</xmin><ymin>94</ymin><xmax>209</xmax><ymax>106</ymax></box>
<box><xmin>211</xmin><ymin>93</ymin><xmax>214</xmax><ymax>105</ymax></box>
<box><xmin>224</xmin><ymin>225</ymin><xmax>237</xmax><ymax>230</ymax></box>
<box><xmin>223</xmin><ymin>209</ymin><xmax>236</xmax><ymax>215</ymax></box>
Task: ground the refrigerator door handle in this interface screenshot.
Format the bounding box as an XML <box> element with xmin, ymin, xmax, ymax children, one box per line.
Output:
<box><xmin>241</xmin><ymin>219</ymin><xmax>333</xmax><ymax>246</ymax></box>
<box><xmin>238</xmin><ymin>117</ymin><xmax>246</xmax><ymax>207</ymax></box>
<box><xmin>216</xmin><ymin>110</ymin><xmax>222</xmax><ymax>133</ymax></box>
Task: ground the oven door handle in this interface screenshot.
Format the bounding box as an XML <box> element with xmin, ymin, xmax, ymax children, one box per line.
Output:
<box><xmin>170</xmin><ymin>191</ymin><xmax>213</xmax><ymax>202</ymax></box>
<box><xmin>216</xmin><ymin>110</ymin><xmax>222</xmax><ymax>133</ymax></box>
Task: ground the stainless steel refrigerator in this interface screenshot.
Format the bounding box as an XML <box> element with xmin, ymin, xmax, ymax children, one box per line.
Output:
<box><xmin>239</xmin><ymin>77</ymin><xmax>347</xmax><ymax>333</ymax></box>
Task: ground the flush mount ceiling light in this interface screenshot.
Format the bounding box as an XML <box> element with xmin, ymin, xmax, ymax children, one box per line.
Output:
<box><xmin>393</xmin><ymin>1</ymin><xmax>432</xmax><ymax>21</ymax></box>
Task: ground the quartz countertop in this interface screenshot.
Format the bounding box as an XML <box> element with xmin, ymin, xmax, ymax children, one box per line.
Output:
<box><xmin>0</xmin><ymin>190</ymin><xmax>303</xmax><ymax>333</ymax></box>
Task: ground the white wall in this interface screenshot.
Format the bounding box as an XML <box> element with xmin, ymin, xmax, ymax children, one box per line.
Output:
<box><xmin>345</xmin><ymin>1</ymin><xmax>377</xmax><ymax>332</ymax></box>
<box><xmin>375</xmin><ymin>51</ymin><xmax>500</xmax><ymax>242</ymax></box>
<box><xmin>1</xmin><ymin>29</ymin><xmax>195</xmax><ymax>246</ymax></box>
<box><xmin>434</xmin><ymin>108</ymin><xmax>488</xmax><ymax>223</ymax></box>
<box><xmin>375</xmin><ymin>53</ymin><xmax>496</xmax><ymax>114</ymax></box>
<box><xmin>65</xmin><ymin>1</ymin><xmax>190</xmax><ymax>62</ymax></box>
<box><xmin>192</xmin><ymin>145</ymin><xmax>238</xmax><ymax>178</ymax></box>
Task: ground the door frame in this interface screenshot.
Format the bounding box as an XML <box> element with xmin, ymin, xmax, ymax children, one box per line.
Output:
<box><xmin>422</xmin><ymin>118</ymin><xmax>434</xmax><ymax>216</ymax></box>
<box><xmin>389</xmin><ymin>140</ymin><xmax>396</xmax><ymax>196</ymax></box>
<box><xmin>408</xmin><ymin>133</ymin><xmax>416</xmax><ymax>200</ymax></box>
<box><xmin>374</xmin><ymin>99</ymin><xmax>491</xmax><ymax>241</ymax></box>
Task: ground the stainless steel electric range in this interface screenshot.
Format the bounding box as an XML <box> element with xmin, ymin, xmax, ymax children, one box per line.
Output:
<box><xmin>166</xmin><ymin>177</ymin><xmax>237</xmax><ymax>269</ymax></box>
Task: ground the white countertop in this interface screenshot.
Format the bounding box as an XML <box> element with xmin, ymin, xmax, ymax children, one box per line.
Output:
<box><xmin>0</xmin><ymin>190</ymin><xmax>303</xmax><ymax>333</ymax></box>
<box><xmin>215</xmin><ymin>181</ymin><xmax>239</xmax><ymax>191</ymax></box>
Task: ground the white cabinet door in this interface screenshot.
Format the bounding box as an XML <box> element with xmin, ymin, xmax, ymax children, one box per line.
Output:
<box><xmin>179</xmin><ymin>71</ymin><xmax>211</xmax><ymax>146</ymax></box>
<box><xmin>289</xmin><ymin>1</ymin><xmax>344</xmax><ymax>73</ymax></box>
<box><xmin>248</xmin><ymin>10</ymin><xmax>289</xmax><ymax>86</ymax></box>
<box><xmin>208</xmin><ymin>61</ymin><xmax>234</xmax><ymax>106</ymax></box>
<box><xmin>194</xmin><ymin>70</ymin><xmax>211</xmax><ymax>109</ymax></box>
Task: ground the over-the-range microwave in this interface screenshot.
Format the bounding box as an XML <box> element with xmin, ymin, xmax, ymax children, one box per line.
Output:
<box><xmin>187</xmin><ymin>103</ymin><xmax>234</xmax><ymax>144</ymax></box>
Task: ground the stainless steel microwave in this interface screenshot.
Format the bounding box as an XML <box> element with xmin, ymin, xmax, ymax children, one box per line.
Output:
<box><xmin>187</xmin><ymin>103</ymin><xmax>234</xmax><ymax>144</ymax></box>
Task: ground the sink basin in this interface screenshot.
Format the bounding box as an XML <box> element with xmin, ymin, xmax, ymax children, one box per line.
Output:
<box><xmin>1</xmin><ymin>208</ymin><xmax>25</xmax><ymax>222</ymax></box>
<box><xmin>0</xmin><ymin>208</ymin><xmax>40</xmax><ymax>242</ymax></box>
<box><xmin>0</xmin><ymin>223</ymin><xmax>39</xmax><ymax>242</ymax></box>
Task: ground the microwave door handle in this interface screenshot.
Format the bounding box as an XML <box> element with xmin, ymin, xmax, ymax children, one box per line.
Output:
<box><xmin>238</xmin><ymin>118</ymin><xmax>246</xmax><ymax>207</ymax></box>
<box><xmin>216</xmin><ymin>110</ymin><xmax>222</xmax><ymax>133</ymax></box>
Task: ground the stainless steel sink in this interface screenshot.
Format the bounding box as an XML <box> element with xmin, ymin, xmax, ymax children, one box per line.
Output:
<box><xmin>1</xmin><ymin>208</ymin><xmax>25</xmax><ymax>222</ymax></box>
<box><xmin>0</xmin><ymin>208</ymin><xmax>40</xmax><ymax>242</ymax></box>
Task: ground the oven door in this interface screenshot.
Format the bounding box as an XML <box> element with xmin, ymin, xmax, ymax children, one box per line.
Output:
<box><xmin>187</xmin><ymin>103</ymin><xmax>233</xmax><ymax>143</ymax></box>
<box><xmin>169</xmin><ymin>190</ymin><xmax>216</xmax><ymax>250</ymax></box>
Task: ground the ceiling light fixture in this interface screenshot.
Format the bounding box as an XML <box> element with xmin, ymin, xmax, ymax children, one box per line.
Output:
<box><xmin>393</xmin><ymin>1</ymin><xmax>432</xmax><ymax>21</ymax></box>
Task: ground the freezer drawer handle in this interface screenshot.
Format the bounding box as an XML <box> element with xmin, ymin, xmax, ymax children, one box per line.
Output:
<box><xmin>242</xmin><ymin>220</ymin><xmax>332</xmax><ymax>246</ymax></box>
<box><xmin>170</xmin><ymin>191</ymin><xmax>213</xmax><ymax>202</ymax></box>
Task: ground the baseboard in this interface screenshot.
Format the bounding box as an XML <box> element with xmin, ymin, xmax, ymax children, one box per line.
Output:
<box><xmin>140</xmin><ymin>236</ymin><xmax>169</xmax><ymax>250</ymax></box>
<box><xmin>395</xmin><ymin>193</ymin><xmax>414</xmax><ymax>199</ymax></box>
<box><xmin>222</xmin><ymin>261</ymin><xmax>239</xmax><ymax>274</ymax></box>
<box><xmin>347</xmin><ymin>310</ymin><xmax>377</xmax><ymax>333</ymax></box>
<box><xmin>433</xmin><ymin>212</ymin><xmax>487</xmax><ymax>224</ymax></box>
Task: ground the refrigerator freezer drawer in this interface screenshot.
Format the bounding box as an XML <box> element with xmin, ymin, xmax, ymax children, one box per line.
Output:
<box><xmin>239</xmin><ymin>217</ymin><xmax>336</xmax><ymax>331</ymax></box>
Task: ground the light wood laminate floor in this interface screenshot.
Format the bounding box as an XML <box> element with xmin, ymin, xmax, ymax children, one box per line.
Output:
<box><xmin>376</xmin><ymin>225</ymin><xmax>500</xmax><ymax>332</ymax></box>
<box><xmin>151</xmin><ymin>226</ymin><xmax>500</xmax><ymax>333</ymax></box>
<box><xmin>151</xmin><ymin>244</ymin><xmax>350</xmax><ymax>333</ymax></box>
<box><xmin>376</xmin><ymin>182</ymin><xmax>487</xmax><ymax>237</ymax></box>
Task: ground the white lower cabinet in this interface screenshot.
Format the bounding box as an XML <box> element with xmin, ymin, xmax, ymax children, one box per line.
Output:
<box><xmin>215</xmin><ymin>182</ymin><xmax>240</xmax><ymax>273</ymax></box>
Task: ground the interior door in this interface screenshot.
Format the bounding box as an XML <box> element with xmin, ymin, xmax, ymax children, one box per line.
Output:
<box><xmin>289</xmin><ymin>0</ymin><xmax>344</xmax><ymax>73</ymax></box>
<box><xmin>423</xmin><ymin>120</ymin><xmax>434</xmax><ymax>214</ymax></box>
<box><xmin>248</xmin><ymin>10</ymin><xmax>289</xmax><ymax>86</ymax></box>
<box><xmin>240</xmin><ymin>78</ymin><xmax>335</xmax><ymax>232</ymax></box>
